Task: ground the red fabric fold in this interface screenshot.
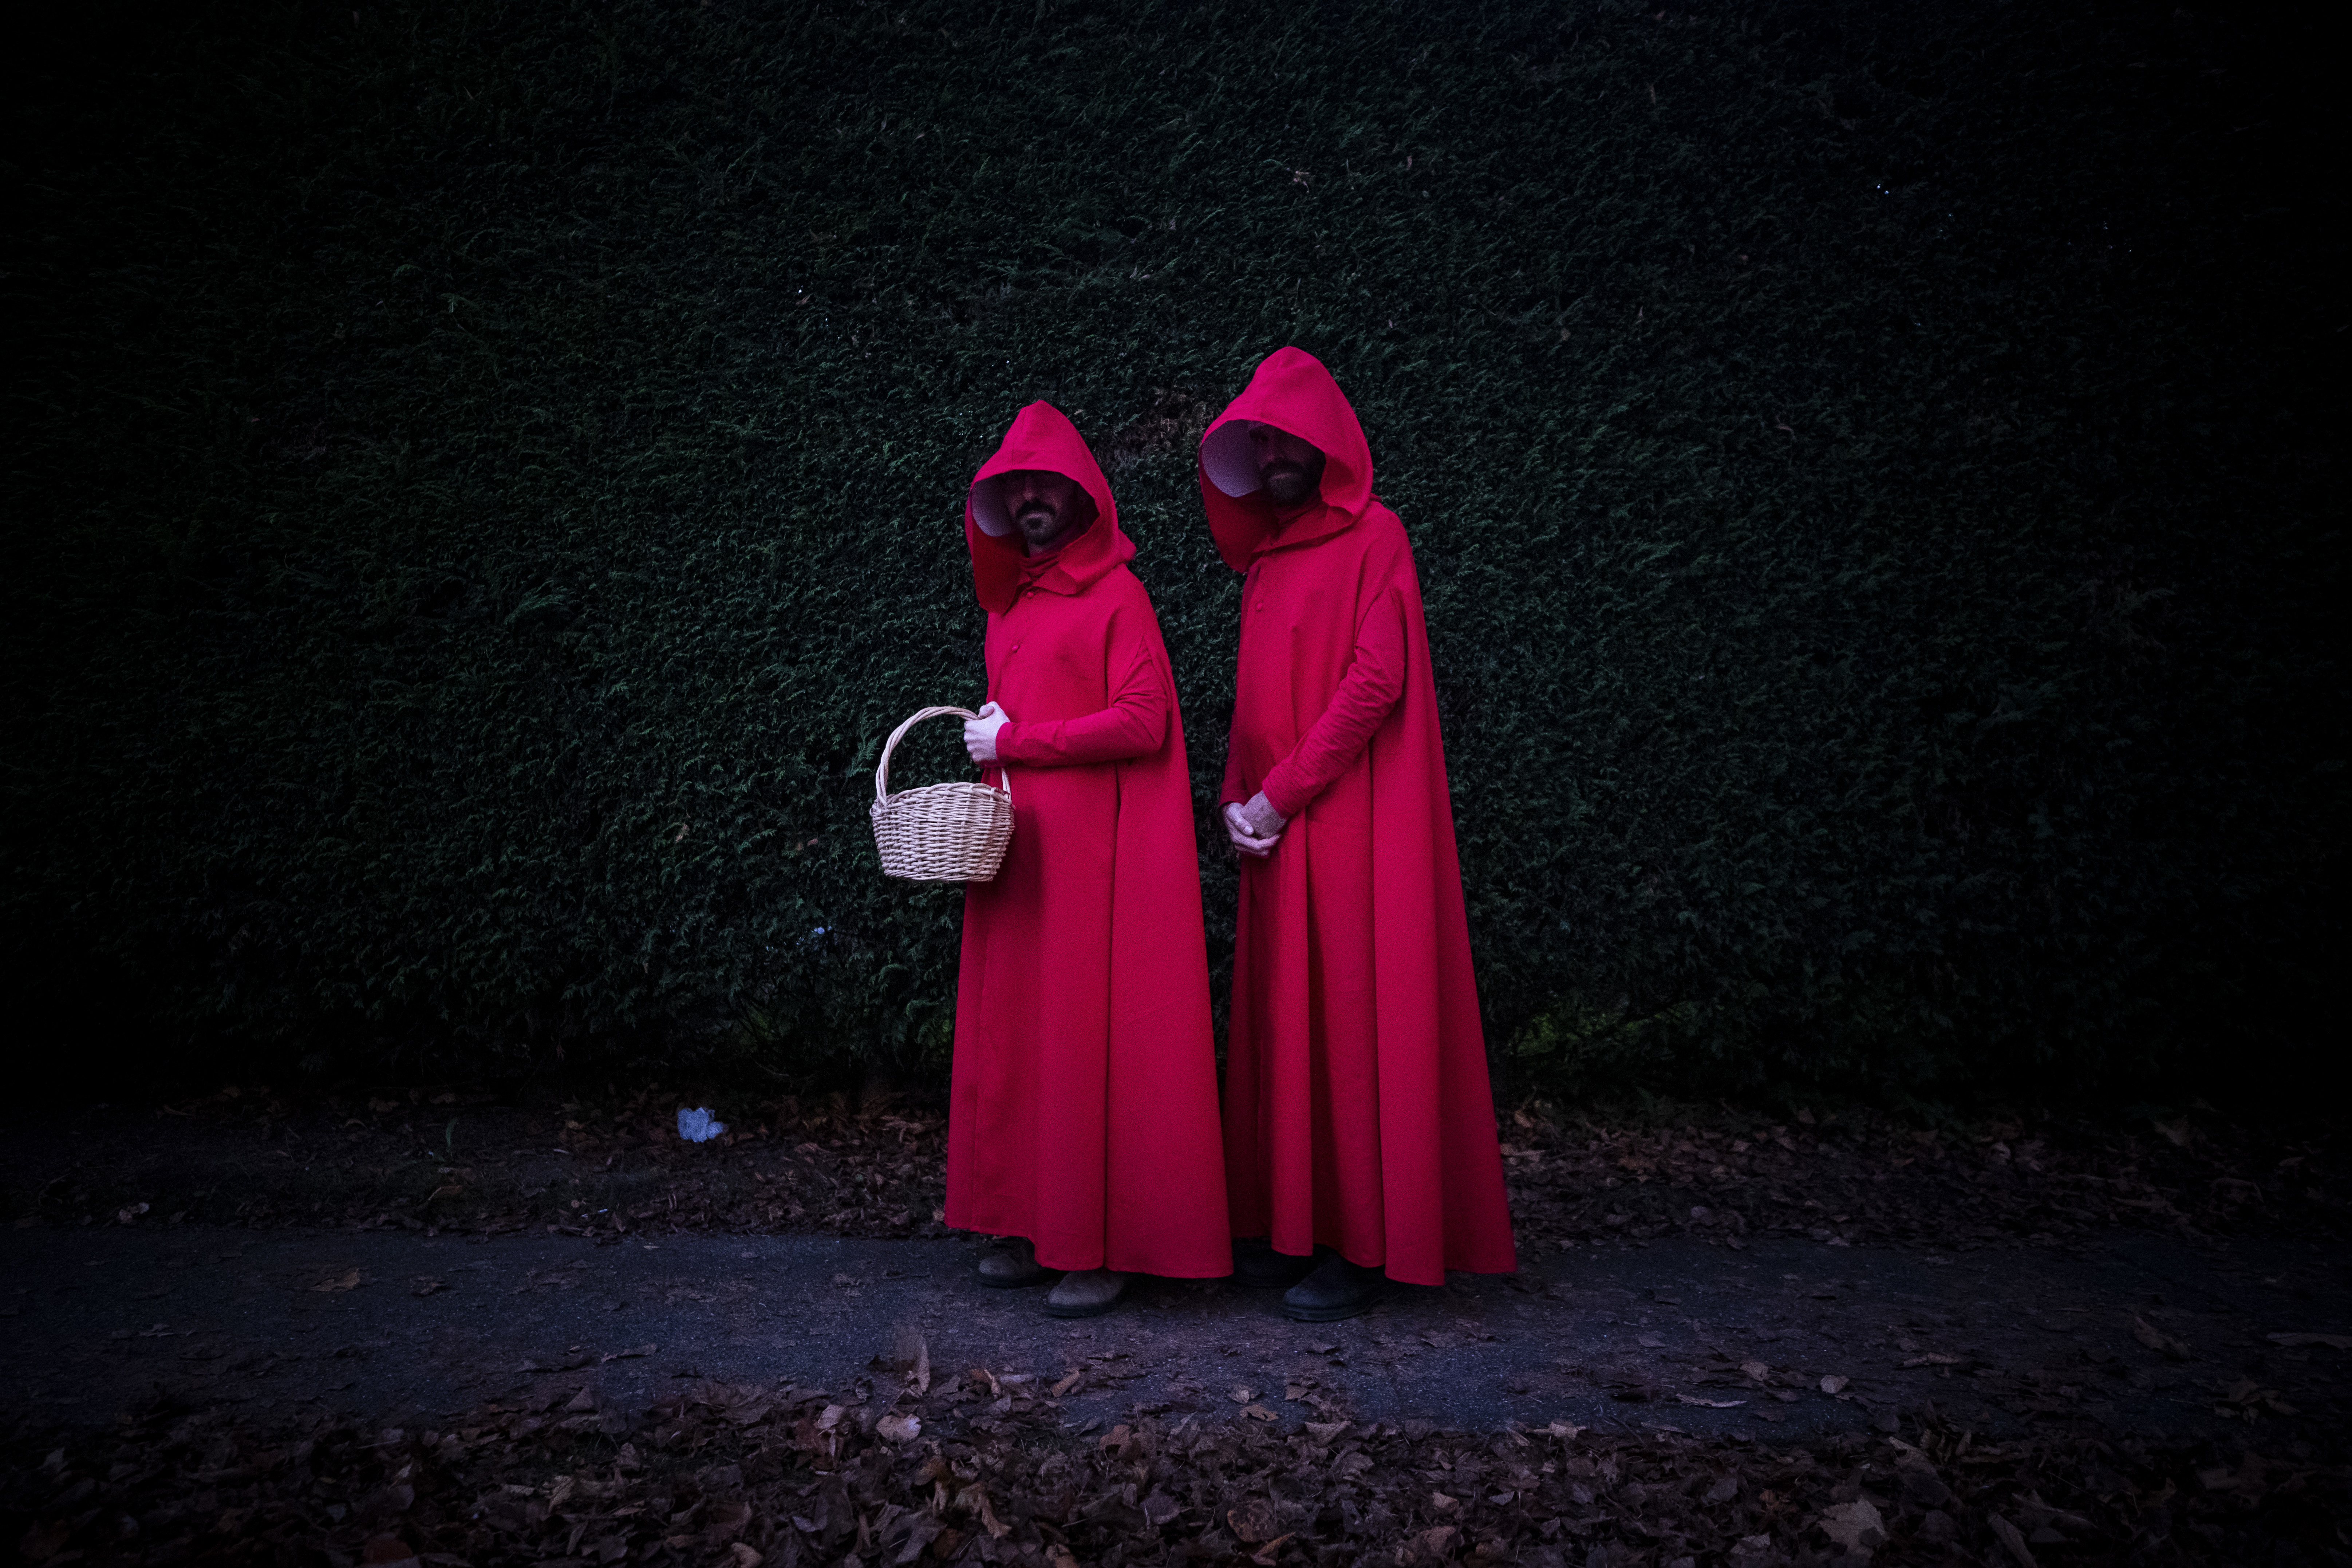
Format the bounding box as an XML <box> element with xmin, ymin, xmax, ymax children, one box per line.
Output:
<box><xmin>947</xmin><ymin>402</ymin><xmax>1230</xmax><ymax>1277</ymax></box>
<box><xmin>1202</xmin><ymin>348</ymin><xmax>1516</xmax><ymax>1287</ymax></box>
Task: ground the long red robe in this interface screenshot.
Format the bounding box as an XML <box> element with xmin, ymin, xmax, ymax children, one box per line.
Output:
<box><xmin>1201</xmin><ymin>348</ymin><xmax>1516</xmax><ymax>1287</ymax></box>
<box><xmin>946</xmin><ymin>401</ymin><xmax>1231</xmax><ymax>1278</ymax></box>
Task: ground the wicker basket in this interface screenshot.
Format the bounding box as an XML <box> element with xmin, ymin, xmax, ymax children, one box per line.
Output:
<box><xmin>869</xmin><ymin>706</ymin><xmax>1015</xmax><ymax>882</ymax></box>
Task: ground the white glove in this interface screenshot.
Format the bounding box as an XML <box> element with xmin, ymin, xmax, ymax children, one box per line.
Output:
<box><xmin>964</xmin><ymin>702</ymin><xmax>1010</xmax><ymax>763</ymax></box>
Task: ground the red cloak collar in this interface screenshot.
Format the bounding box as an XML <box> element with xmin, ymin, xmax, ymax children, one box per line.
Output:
<box><xmin>965</xmin><ymin>402</ymin><xmax>1132</xmax><ymax>615</ymax></box>
<box><xmin>1196</xmin><ymin>347</ymin><xmax>1377</xmax><ymax>573</ymax></box>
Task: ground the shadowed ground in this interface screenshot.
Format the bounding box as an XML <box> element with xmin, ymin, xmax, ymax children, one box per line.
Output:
<box><xmin>7</xmin><ymin>1097</ymin><xmax>2350</xmax><ymax>1564</ymax></box>
<box><xmin>9</xmin><ymin>1222</ymin><xmax>2344</xmax><ymax>1445</ymax></box>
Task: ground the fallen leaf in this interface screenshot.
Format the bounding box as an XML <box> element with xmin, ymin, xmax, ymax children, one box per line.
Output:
<box><xmin>1676</xmin><ymin>1394</ymin><xmax>1747</xmax><ymax>1407</ymax></box>
<box><xmin>962</xmin><ymin>1486</ymin><xmax>1010</xmax><ymax>1539</ymax></box>
<box><xmin>1227</xmin><ymin>1498</ymin><xmax>1280</xmax><ymax>1543</ymax></box>
<box><xmin>2133</xmin><ymin>1316</ymin><xmax>2190</xmax><ymax>1360</ymax></box>
<box><xmin>1638</xmin><ymin>1334</ymin><xmax>1667</xmax><ymax>1348</ymax></box>
<box><xmin>1740</xmin><ymin>1360</ymin><xmax>1771</xmax><ymax>1380</ymax></box>
<box><xmin>1250</xmin><ymin>1533</ymin><xmax>1293</xmax><ymax>1565</ymax></box>
<box><xmin>1230</xmin><ymin>1384</ymin><xmax>1255</xmax><ymax>1404</ymax></box>
<box><xmin>2266</xmin><ymin>1332</ymin><xmax>2352</xmax><ymax>1350</ymax></box>
<box><xmin>874</xmin><ymin>1413</ymin><xmax>920</xmax><ymax>1442</ymax></box>
<box><xmin>1142</xmin><ymin>1489</ymin><xmax>1182</xmax><ymax>1526</ymax></box>
<box><xmin>313</xmin><ymin>1269</ymin><xmax>363</xmax><ymax>1293</ymax></box>
<box><xmin>410</xmin><ymin>1276</ymin><xmax>447</xmax><ymax>1297</ymax></box>
<box><xmin>1430</xmin><ymin>1491</ymin><xmax>1459</xmax><ymax>1512</ymax></box>
<box><xmin>1546</xmin><ymin>1420</ymin><xmax>1586</xmax><ymax>1440</ymax></box>
<box><xmin>360</xmin><ymin>1537</ymin><xmax>420</xmax><ymax>1568</ymax></box>
<box><xmin>1818</xmin><ymin>1498</ymin><xmax>1887</xmax><ymax>1552</ymax></box>
<box><xmin>1819</xmin><ymin>1374</ymin><xmax>1849</xmax><ymax>1394</ymax></box>
<box><xmin>1902</xmin><ymin>1353</ymin><xmax>1961</xmax><ymax>1367</ymax></box>
<box><xmin>1240</xmin><ymin>1403</ymin><xmax>1277</xmax><ymax>1422</ymax></box>
<box><xmin>727</xmin><ymin>1545</ymin><xmax>763</xmax><ymax>1568</ymax></box>
<box><xmin>601</xmin><ymin>1344</ymin><xmax>655</xmax><ymax>1362</ymax></box>
<box><xmin>814</xmin><ymin>1404</ymin><xmax>845</xmax><ymax>1432</ymax></box>
<box><xmin>116</xmin><ymin>1202</ymin><xmax>150</xmax><ymax>1225</ymax></box>
<box><xmin>1988</xmin><ymin>1511</ymin><xmax>2038</xmax><ymax>1567</ymax></box>
<box><xmin>1304</xmin><ymin>1420</ymin><xmax>1350</xmax><ymax>1442</ymax></box>
<box><xmin>1051</xmin><ymin>1370</ymin><xmax>1083</xmax><ymax>1398</ymax></box>
<box><xmin>1098</xmin><ymin>1424</ymin><xmax>1133</xmax><ymax>1450</ymax></box>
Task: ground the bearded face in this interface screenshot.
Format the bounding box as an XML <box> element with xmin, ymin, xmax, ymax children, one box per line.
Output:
<box><xmin>1248</xmin><ymin>423</ymin><xmax>1327</xmax><ymax>507</ymax></box>
<box><xmin>995</xmin><ymin>468</ymin><xmax>1098</xmax><ymax>555</ymax></box>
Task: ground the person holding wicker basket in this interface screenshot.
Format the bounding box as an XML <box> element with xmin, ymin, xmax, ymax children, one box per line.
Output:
<box><xmin>941</xmin><ymin>400</ymin><xmax>1232</xmax><ymax>1317</ymax></box>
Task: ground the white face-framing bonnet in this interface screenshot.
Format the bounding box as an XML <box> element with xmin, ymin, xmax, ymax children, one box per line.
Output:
<box><xmin>1200</xmin><ymin>419</ymin><xmax>1270</xmax><ymax>499</ymax></box>
<box><xmin>967</xmin><ymin>473</ymin><xmax>1015</xmax><ymax>536</ymax></box>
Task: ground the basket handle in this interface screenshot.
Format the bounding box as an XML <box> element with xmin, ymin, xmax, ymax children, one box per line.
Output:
<box><xmin>873</xmin><ymin>706</ymin><xmax>1012</xmax><ymax>806</ymax></box>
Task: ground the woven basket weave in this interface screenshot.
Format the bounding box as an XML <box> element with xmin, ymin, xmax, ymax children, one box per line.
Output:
<box><xmin>869</xmin><ymin>706</ymin><xmax>1015</xmax><ymax>882</ymax></box>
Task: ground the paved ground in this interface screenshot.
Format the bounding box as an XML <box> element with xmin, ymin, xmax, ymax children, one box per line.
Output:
<box><xmin>8</xmin><ymin>1221</ymin><xmax>2345</xmax><ymax>1447</ymax></box>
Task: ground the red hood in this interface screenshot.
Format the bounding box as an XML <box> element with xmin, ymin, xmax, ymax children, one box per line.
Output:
<box><xmin>965</xmin><ymin>401</ymin><xmax>1133</xmax><ymax>614</ymax></box>
<box><xmin>1196</xmin><ymin>347</ymin><xmax>1376</xmax><ymax>572</ymax></box>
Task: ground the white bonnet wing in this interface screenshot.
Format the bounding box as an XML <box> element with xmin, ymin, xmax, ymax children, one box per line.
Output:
<box><xmin>1200</xmin><ymin>420</ymin><xmax>1263</xmax><ymax>498</ymax></box>
<box><xmin>967</xmin><ymin>474</ymin><xmax>1014</xmax><ymax>536</ymax></box>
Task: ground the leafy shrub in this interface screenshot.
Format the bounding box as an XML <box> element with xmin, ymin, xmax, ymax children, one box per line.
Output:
<box><xmin>3</xmin><ymin>0</ymin><xmax>2339</xmax><ymax>1092</ymax></box>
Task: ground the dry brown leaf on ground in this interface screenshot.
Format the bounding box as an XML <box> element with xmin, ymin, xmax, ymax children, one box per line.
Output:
<box><xmin>2266</xmin><ymin>1332</ymin><xmax>2352</xmax><ymax>1350</ymax></box>
<box><xmin>410</xmin><ymin>1275</ymin><xmax>446</xmax><ymax>1296</ymax></box>
<box><xmin>1227</xmin><ymin>1498</ymin><xmax>1280</xmax><ymax>1543</ymax></box>
<box><xmin>2134</xmin><ymin>1315</ymin><xmax>2191</xmax><ymax>1359</ymax></box>
<box><xmin>313</xmin><ymin>1269</ymin><xmax>362</xmax><ymax>1292</ymax></box>
<box><xmin>1988</xmin><ymin>1510</ymin><xmax>2039</xmax><ymax>1567</ymax></box>
<box><xmin>1818</xmin><ymin>1498</ymin><xmax>1886</xmax><ymax>1552</ymax></box>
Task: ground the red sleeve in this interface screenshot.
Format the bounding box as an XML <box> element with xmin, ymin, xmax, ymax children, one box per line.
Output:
<box><xmin>1258</xmin><ymin>586</ymin><xmax>1407</xmax><ymax>819</ymax></box>
<box><xmin>995</xmin><ymin>621</ymin><xmax>1169</xmax><ymax>768</ymax></box>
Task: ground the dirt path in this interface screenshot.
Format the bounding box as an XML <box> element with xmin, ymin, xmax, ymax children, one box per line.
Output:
<box><xmin>9</xmin><ymin>1221</ymin><xmax>2344</xmax><ymax>1448</ymax></box>
<box><xmin>9</xmin><ymin>1096</ymin><xmax>2350</xmax><ymax>1564</ymax></box>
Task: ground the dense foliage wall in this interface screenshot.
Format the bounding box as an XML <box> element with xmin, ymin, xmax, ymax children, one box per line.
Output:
<box><xmin>4</xmin><ymin>0</ymin><xmax>2340</xmax><ymax>1091</ymax></box>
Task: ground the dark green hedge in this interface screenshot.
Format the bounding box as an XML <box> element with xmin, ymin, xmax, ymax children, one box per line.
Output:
<box><xmin>4</xmin><ymin>0</ymin><xmax>2340</xmax><ymax>1091</ymax></box>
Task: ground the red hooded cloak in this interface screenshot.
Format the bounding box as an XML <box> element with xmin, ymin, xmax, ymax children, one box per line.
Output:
<box><xmin>1200</xmin><ymin>349</ymin><xmax>1516</xmax><ymax>1287</ymax></box>
<box><xmin>947</xmin><ymin>401</ymin><xmax>1231</xmax><ymax>1277</ymax></box>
